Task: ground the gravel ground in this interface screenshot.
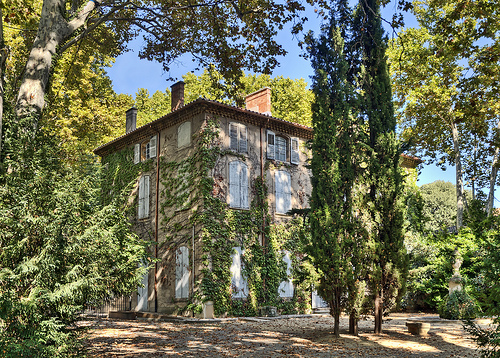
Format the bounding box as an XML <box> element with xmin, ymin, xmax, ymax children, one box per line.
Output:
<box><xmin>81</xmin><ymin>312</ymin><xmax>487</xmax><ymax>357</ymax></box>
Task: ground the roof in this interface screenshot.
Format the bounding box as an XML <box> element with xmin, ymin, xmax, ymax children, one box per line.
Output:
<box><xmin>94</xmin><ymin>98</ymin><xmax>313</xmax><ymax>157</ymax></box>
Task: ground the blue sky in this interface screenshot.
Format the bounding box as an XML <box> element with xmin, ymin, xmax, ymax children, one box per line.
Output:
<box><xmin>106</xmin><ymin>1</ymin><xmax>456</xmax><ymax>188</ymax></box>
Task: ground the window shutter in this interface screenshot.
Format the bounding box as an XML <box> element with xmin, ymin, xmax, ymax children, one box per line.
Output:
<box><xmin>229</xmin><ymin>161</ymin><xmax>240</xmax><ymax>207</ymax></box>
<box><xmin>240</xmin><ymin>163</ymin><xmax>248</xmax><ymax>209</ymax></box>
<box><xmin>138</xmin><ymin>176</ymin><xmax>144</xmax><ymax>219</ymax></box>
<box><xmin>239</xmin><ymin>125</ymin><xmax>247</xmax><ymax>153</ymax></box>
<box><xmin>278</xmin><ymin>251</ymin><xmax>294</xmax><ymax>298</ymax></box>
<box><xmin>275</xmin><ymin>171</ymin><xmax>284</xmax><ymax>214</ymax></box>
<box><xmin>291</xmin><ymin>137</ymin><xmax>299</xmax><ymax>164</ymax></box>
<box><xmin>283</xmin><ymin>171</ymin><xmax>291</xmax><ymax>213</ymax></box>
<box><xmin>229</xmin><ymin>123</ymin><xmax>238</xmax><ymax>151</ymax></box>
<box><xmin>144</xmin><ymin>175</ymin><xmax>150</xmax><ymax>218</ymax></box>
<box><xmin>134</xmin><ymin>144</ymin><xmax>140</xmax><ymax>164</ymax></box>
<box><xmin>267</xmin><ymin>130</ymin><xmax>275</xmax><ymax>159</ymax></box>
<box><xmin>149</xmin><ymin>135</ymin><xmax>157</xmax><ymax>158</ymax></box>
<box><xmin>176</xmin><ymin>246</ymin><xmax>189</xmax><ymax>298</ymax></box>
<box><xmin>230</xmin><ymin>247</ymin><xmax>248</xmax><ymax>298</ymax></box>
<box><xmin>276</xmin><ymin>136</ymin><xmax>286</xmax><ymax>162</ymax></box>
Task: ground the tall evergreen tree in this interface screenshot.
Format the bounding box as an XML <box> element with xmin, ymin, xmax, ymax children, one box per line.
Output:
<box><xmin>353</xmin><ymin>0</ymin><xmax>408</xmax><ymax>334</ymax></box>
<box><xmin>307</xmin><ymin>5</ymin><xmax>367</xmax><ymax>337</ymax></box>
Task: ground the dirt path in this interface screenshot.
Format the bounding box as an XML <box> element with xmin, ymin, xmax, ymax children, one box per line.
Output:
<box><xmin>82</xmin><ymin>313</ymin><xmax>483</xmax><ymax>357</ymax></box>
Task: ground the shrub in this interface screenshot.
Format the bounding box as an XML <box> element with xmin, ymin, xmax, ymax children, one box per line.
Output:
<box><xmin>438</xmin><ymin>290</ymin><xmax>480</xmax><ymax>320</ymax></box>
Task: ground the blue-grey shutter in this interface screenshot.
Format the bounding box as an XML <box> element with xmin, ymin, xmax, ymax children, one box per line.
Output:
<box><xmin>229</xmin><ymin>123</ymin><xmax>238</xmax><ymax>151</ymax></box>
<box><xmin>229</xmin><ymin>161</ymin><xmax>240</xmax><ymax>207</ymax></box>
<box><xmin>230</xmin><ymin>247</ymin><xmax>248</xmax><ymax>298</ymax></box>
<box><xmin>239</xmin><ymin>125</ymin><xmax>247</xmax><ymax>153</ymax></box>
<box><xmin>138</xmin><ymin>176</ymin><xmax>144</xmax><ymax>219</ymax></box>
<box><xmin>267</xmin><ymin>130</ymin><xmax>275</xmax><ymax>159</ymax></box>
<box><xmin>240</xmin><ymin>163</ymin><xmax>248</xmax><ymax>209</ymax></box>
<box><xmin>278</xmin><ymin>251</ymin><xmax>294</xmax><ymax>298</ymax></box>
<box><xmin>275</xmin><ymin>171</ymin><xmax>284</xmax><ymax>213</ymax></box>
<box><xmin>149</xmin><ymin>135</ymin><xmax>157</xmax><ymax>158</ymax></box>
<box><xmin>175</xmin><ymin>246</ymin><xmax>189</xmax><ymax>298</ymax></box>
<box><xmin>134</xmin><ymin>144</ymin><xmax>140</xmax><ymax>164</ymax></box>
<box><xmin>283</xmin><ymin>171</ymin><xmax>291</xmax><ymax>213</ymax></box>
<box><xmin>291</xmin><ymin>137</ymin><xmax>299</xmax><ymax>164</ymax></box>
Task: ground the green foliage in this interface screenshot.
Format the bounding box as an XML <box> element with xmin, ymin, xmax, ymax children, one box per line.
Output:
<box><xmin>420</xmin><ymin>181</ymin><xmax>460</xmax><ymax>233</ymax></box>
<box><xmin>183</xmin><ymin>70</ymin><xmax>313</xmax><ymax>126</ymax></box>
<box><xmin>156</xmin><ymin>117</ymin><xmax>311</xmax><ymax>317</ymax></box>
<box><xmin>0</xmin><ymin>108</ymin><xmax>148</xmax><ymax>356</ymax></box>
<box><xmin>306</xmin><ymin>5</ymin><xmax>368</xmax><ymax>335</ymax></box>
<box><xmin>438</xmin><ymin>290</ymin><xmax>480</xmax><ymax>320</ymax></box>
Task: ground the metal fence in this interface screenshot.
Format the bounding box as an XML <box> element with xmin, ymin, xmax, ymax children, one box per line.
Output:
<box><xmin>84</xmin><ymin>295</ymin><xmax>132</xmax><ymax>316</ymax></box>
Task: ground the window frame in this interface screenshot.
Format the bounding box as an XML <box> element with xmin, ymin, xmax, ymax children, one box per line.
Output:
<box><xmin>177</xmin><ymin>121</ymin><xmax>192</xmax><ymax>148</ymax></box>
<box><xmin>275</xmin><ymin>170</ymin><xmax>291</xmax><ymax>214</ymax></box>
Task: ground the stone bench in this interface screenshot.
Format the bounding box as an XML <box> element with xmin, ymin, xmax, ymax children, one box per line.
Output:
<box><xmin>406</xmin><ymin>321</ymin><xmax>431</xmax><ymax>336</ymax></box>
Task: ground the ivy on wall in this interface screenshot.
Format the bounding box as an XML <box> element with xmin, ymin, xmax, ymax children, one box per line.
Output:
<box><xmin>103</xmin><ymin>117</ymin><xmax>316</xmax><ymax>316</ymax></box>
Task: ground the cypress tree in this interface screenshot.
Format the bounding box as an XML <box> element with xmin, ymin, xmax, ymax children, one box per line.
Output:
<box><xmin>307</xmin><ymin>5</ymin><xmax>367</xmax><ymax>337</ymax></box>
<box><xmin>353</xmin><ymin>0</ymin><xmax>408</xmax><ymax>334</ymax></box>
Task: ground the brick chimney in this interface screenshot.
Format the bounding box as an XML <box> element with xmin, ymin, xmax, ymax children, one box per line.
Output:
<box><xmin>245</xmin><ymin>87</ymin><xmax>271</xmax><ymax>116</ymax></box>
<box><xmin>171</xmin><ymin>81</ymin><xmax>185</xmax><ymax>111</ymax></box>
<box><xmin>125</xmin><ymin>106</ymin><xmax>137</xmax><ymax>134</ymax></box>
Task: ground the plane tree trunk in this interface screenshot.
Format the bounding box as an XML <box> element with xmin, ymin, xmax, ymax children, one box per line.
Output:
<box><xmin>16</xmin><ymin>0</ymin><xmax>100</xmax><ymax>117</ymax></box>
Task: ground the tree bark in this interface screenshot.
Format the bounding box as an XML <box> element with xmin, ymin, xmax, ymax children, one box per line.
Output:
<box><xmin>487</xmin><ymin>120</ymin><xmax>500</xmax><ymax>216</ymax></box>
<box><xmin>451</xmin><ymin>122</ymin><xmax>464</xmax><ymax>229</ymax></box>
<box><xmin>349</xmin><ymin>311</ymin><xmax>358</xmax><ymax>336</ymax></box>
<box><xmin>16</xmin><ymin>0</ymin><xmax>100</xmax><ymax>117</ymax></box>
<box><xmin>374</xmin><ymin>290</ymin><xmax>382</xmax><ymax>334</ymax></box>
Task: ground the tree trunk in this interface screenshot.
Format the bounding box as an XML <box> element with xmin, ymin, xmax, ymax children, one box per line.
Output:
<box><xmin>487</xmin><ymin>120</ymin><xmax>500</xmax><ymax>216</ymax></box>
<box><xmin>349</xmin><ymin>311</ymin><xmax>358</xmax><ymax>336</ymax></box>
<box><xmin>451</xmin><ymin>122</ymin><xmax>464</xmax><ymax>229</ymax></box>
<box><xmin>16</xmin><ymin>0</ymin><xmax>99</xmax><ymax>117</ymax></box>
<box><xmin>374</xmin><ymin>290</ymin><xmax>382</xmax><ymax>334</ymax></box>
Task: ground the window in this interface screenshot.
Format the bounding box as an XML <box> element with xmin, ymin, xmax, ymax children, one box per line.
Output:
<box><xmin>230</xmin><ymin>247</ymin><xmax>248</xmax><ymax>298</ymax></box>
<box><xmin>278</xmin><ymin>251</ymin><xmax>294</xmax><ymax>298</ymax></box>
<box><xmin>177</xmin><ymin>121</ymin><xmax>191</xmax><ymax>148</ymax></box>
<box><xmin>134</xmin><ymin>136</ymin><xmax>156</xmax><ymax>164</ymax></box>
<box><xmin>229</xmin><ymin>161</ymin><xmax>249</xmax><ymax>209</ymax></box>
<box><xmin>276</xmin><ymin>136</ymin><xmax>287</xmax><ymax>162</ymax></box>
<box><xmin>290</xmin><ymin>137</ymin><xmax>299</xmax><ymax>164</ymax></box>
<box><xmin>267</xmin><ymin>130</ymin><xmax>289</xmax><ymax>162</ymax></box>
<box><xmin>275</xmin><ymin>170</ymin><xmax>291</xmax><ymax>214</ymax></box>
<box><xmin>138</xmin><ymin>175</ymin><xmax>150</xmax><ymax>219</ymax></box>
<box><xmin>175</xmin><ymin>246</ymin><xmax>190</xmax><ymax>299</ymax></box>
<box><xmin>229</xmin><ymin>122</ymin><xmax>247</xmax><ymax>153</ymax></box>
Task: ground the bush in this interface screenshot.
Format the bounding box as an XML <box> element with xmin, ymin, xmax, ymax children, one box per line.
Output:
<box><xmin>438</xmin><ymin>290</ymin><xmax>480</xmax><ymax>320</ymax></box>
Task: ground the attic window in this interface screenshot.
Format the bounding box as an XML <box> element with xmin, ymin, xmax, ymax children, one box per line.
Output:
<box><xmin>229</xmin><ymin>122</ymin><xmax>247</xmax><ymax>153</ymax></box>
<box><xmin>134</xmin><ymin>135</ymin><xmax>157</xmax><ymax>164</ymax></box>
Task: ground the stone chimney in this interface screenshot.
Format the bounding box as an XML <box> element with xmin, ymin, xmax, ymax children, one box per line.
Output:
<box><xmin>171</xmin><ymin>81</ymin><xmax>185</xmax><ymax>111</ymax></box>
<box><xmin>245</xmin><ymin>87</ymin><xmax>271</xmax><ymax>115</ymax></box>
<box><xmin>126</xmin><ymin>106</ymin><xmax>137</xmax><ymax>134</ymax></box>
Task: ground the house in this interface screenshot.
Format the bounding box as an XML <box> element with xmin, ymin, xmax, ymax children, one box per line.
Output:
<box><xmin>94</xmin><ymin>82</ymin><xmax>422</xmax><ymax>317</ymax></box>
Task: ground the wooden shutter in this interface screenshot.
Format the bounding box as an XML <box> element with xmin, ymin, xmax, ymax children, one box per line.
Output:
<box><xmin>275</xmin><ymin>171</ymin><xmax>284</xmax><ymax>214</ymax></box>
<box><xmin>240</xmin><ymin>163</ymin><xmax>248</xmax><ymax>209</ymax></box>
<box><xmin>138</xmin><ymin>176</ymin><xmax>144</xmax><ymax>219</ymax></box>
<box><xmin>137</xmin><ymin>260</ymin><xmax>148</xmax><ymax>311</ymax></box>
<box><xmin>229</xmin><ymin>161</ymin><xmax>240</xmax><ymax>207</ymax></box>
<box><xmin>144</xmin><ymin>175</ymin><xmax>150</xmax><ymax>217</ymax></box>
<box><xmin>283</xmin><ymin>171</ymin><xmax>291</xmax><ymax>213</ymax></box>
<box><xmin>239</xmin><ymin>125</ymin><xmax>247</xmax><ymax>153</ymax></box>
<box><xmin>278</xmin><ymin>251</ymin><xmax>294</xmax><ymax>298</ymax></box>
<box><xmin>291</xmin><ymin>137</ymin><xmax>299</xmax><ymax>164</ymax></box>
<box><xmin>229</xmin><ymin>123</ymin><xmax>238</xmax><ymax>151</ymax></box>
<box><xmin>230</xmin><ymin>247</ymin><xmax>248</xmax><ymax>298</ymax></box>
<box><xmin>276</xmin><ymin>171</ymin><xmax>291</xmax><ymax>214</ymax></box>
<box><xmin>175</xmin><ymin>246</ymin><xmax>189</xmax><ymax>298</ymax></box>
<box><xmin>267</xmin><ymin>130</ymin><xmax>275</xmax><ymax>159</ymax></box>
<box><xmin>149</xmin><ymin>135</ymin><xmax>157</xmax><ymax>159</ymax></box>
<box><xmin>134</xmin><ymin>144</ymin><xmax>140</xmax><ymax>164</ymax></box>
<box><xmin>276</xmin><ymin>136</ymin><xmax>286</xmax><ymax>162</ymax></box>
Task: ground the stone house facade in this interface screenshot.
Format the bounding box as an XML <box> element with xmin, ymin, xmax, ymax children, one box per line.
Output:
<box><xmin>95</xmin><ymin>83</ymin><xmax>316</xmax><ymax>315</ymax></box>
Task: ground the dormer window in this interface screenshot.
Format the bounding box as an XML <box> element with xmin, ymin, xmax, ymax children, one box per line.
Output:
<box><xmin>229</xmin><ymin>122</ymin><xmax>247</xmax><ymax>153</ymax></box>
